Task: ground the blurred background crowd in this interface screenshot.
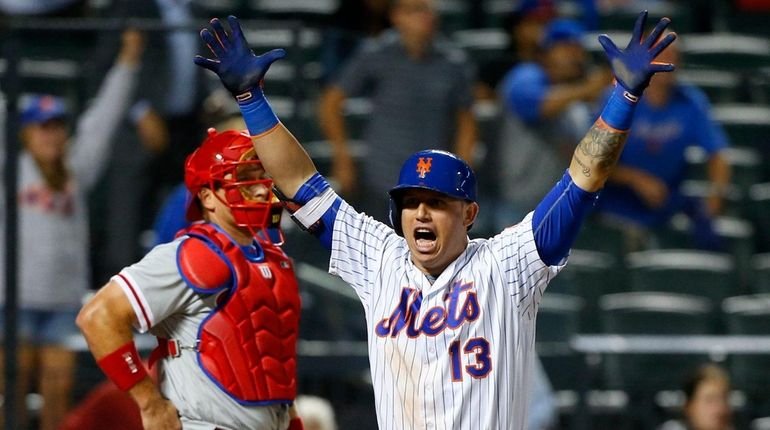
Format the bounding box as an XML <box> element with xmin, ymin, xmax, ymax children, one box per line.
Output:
<box><xmin>1</xmin><ymin>0</ymin><xmax>770</xmax><ymax>429</ymax></box>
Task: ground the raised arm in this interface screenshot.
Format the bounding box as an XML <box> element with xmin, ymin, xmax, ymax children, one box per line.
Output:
<box><xmin>193</xmin><ymin>16</ymin><xmax>316</xmax><ymax>198</ymax></box>
<box><xmin>569</xmin><ymin>11</ymin><xmax>676</xmax><ymax>192</ymax></box>
<box><xmin>530</xmin><ymin>11</ymin><xmax>676</xmax><ymax>266</ymax></box>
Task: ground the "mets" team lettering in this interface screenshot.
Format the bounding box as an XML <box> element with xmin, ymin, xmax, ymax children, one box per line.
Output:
<box><xmin>375</xmin><ymin>281</ymin><xmax>480</xmax><ymax>338</ymax></box>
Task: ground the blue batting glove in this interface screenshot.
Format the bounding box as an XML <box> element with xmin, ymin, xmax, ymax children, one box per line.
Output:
<box><xmin>194</xmin><ymin>16</ymin><xmax>285</xmax><ymax>103</ymax></box>
<box><xmin>598</xmin><ymin>11</ymin><xmax>676</xmax><ymax>98</ymax></box>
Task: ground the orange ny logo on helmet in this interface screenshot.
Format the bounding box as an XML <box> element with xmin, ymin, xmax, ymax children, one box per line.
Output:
<box><xmin>416</xmin><ymin>157</ymin><xmax>433</xmax><ymax>179</ymax></box>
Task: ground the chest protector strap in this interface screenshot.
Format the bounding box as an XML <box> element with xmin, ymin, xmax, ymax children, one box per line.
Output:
<box><xmin>175</xmin><ymin>223</ymin><xmax>301</xmax><ymax>405</ymax></box>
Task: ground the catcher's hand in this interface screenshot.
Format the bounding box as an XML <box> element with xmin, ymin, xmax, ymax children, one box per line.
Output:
<box><xmin>194</xmin><ymin>16</ymin><xmax>285</xmax><ymax>102</ymax></box>
<box><xmin>598</xmin><ymin>11</ymin><xmax>676</xmax><ymax>97</ymax></box>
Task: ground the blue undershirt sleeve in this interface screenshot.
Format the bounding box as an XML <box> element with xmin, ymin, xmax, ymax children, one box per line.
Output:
<box><xmin>532</xmin><ymin>170</ymin><xmax>600</xmax><ymax>266</ymax></box>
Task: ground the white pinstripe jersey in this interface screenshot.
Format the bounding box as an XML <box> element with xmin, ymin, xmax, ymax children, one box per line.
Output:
<box><xmin>329</xmin><ymin>201</ymin><xmax>564</xmax><ymax>430</ymax></box>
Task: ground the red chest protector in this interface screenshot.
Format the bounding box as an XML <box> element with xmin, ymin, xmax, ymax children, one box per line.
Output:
<box><xmin>176</xmin><ymin>223</ymin><xmax>300</xmax><ymax>405</ymax></box>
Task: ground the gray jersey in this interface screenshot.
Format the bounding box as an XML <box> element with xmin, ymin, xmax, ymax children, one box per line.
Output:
<box><xmin>0</xmin><ymin>63</ymin><xmax>139</xmax><ymax>310</ymax></box>
<box><xmin>115</xmin><ymin>239</ymin><xmax>289</xmax><ymax>430</ymax></box>
<box><xmin>329</xmin><ymin>201</ymin><xmax>563</xmax><ymax>430</ymax></box>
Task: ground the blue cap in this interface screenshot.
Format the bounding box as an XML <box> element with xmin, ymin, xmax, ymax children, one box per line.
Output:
<box><xmin>20</xmin><ymin>95</ymin><xmax>68</xmax><ymax>126</ymax></box>
<box><xmin>541</xmin><ymin>19</ymin><xmax>585</xmax><ymax>48</ymax></box>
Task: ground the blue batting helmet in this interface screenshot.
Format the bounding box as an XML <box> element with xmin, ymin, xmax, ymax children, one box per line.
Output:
<box><xmin>388</xmin><ymin>149</ymin><xmax>477</xmax><ymax>236</ymax></box>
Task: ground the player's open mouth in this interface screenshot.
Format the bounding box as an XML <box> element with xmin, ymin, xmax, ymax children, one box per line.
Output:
<box><xmin>413</xmin><ymin>228</ymin><xmax>437</xmax><ymax>252</ymax></box>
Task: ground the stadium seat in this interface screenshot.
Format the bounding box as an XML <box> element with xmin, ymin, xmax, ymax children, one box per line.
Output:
<box><xmin>752</xmin><ymin>253</ymin><xmax>770</xmax><ymax>294</ymax></box>
<box><xmin>247</xmin><ymin>0</ymin><xmax>336</xmax><ymax>24</ymax></box>
<box><xmin>572</xmin><ymin>216</ymin><xmax>628</xmax><ymax>257</ymax></box>
<box><xmin>599</xmin><ymin>292</ymin><xmax>714</xmax><ymax>393</ymax></box>
<box><xmin>722</xmin><ymin>294</ymin><xmax>770</xmax><ymax>394</ymax></box>
<box><xmin>557</xmin><ymin>249</ymin><xmax>623</xmax><ymax>333</ymax></box>
<box><xmin>538</xmin><ymin>293</ymin><xmax>584</xmax><ymax>343</ymax></box>
<box><xmin>680</xmin><ymin>34</ymin><xmax>770</xmax><ymax>72</ymax></box>
<box><xmin>749</xmin><ymin>184</ymin><xmax>770</xmax><ymax>254</ymax></box>
<box><xmin>597</xmin><ymin>3</ymin><xmax>693</xmax><ymax>33</ymax></box>
<box><xmin>684</xmin><ymin>146</ymin><xmax>762</xmax><ymax>198</ymax></box>
<box><xmin>537</xmin><ymin>293</ymin><xmax>588</xmax><ymax>420</ymax></box>
<box><xmin>678</xmin><ymin>69</ymin><xmax>745</xmax><ymax>104</ymax></box>
<box><xmin>679</xmin><ymin>180</ymin><xmax>744</xmax><ymax>218</ymax></box>
<box><xmin>452</xmin><ymin>28</ymin><xmax>510</xmax><ymax>70</ymax></box>
<box><xmin>712</xmin><ymin>104</ymin><xmax>770</xmax><ymax>157</ymax></box>
<box><xmin>435</xmin><ymin>0</ymin><xmax>471</xmax><ymax>33</ymax></box>
<box><xmin>625</xmin><ymin>249</ymin><xmax>735</xmax><ymax>307</ymax></box>
<box><xmin>663</xmin><ymin>215</ymin><xmax>755</xmax><ymax>291</ymax></box>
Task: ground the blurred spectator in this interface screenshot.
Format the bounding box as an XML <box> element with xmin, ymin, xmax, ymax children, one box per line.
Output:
<box><xmin>0</xmin><ymin>0</ymin><xmax>85</xmax><ymax>16</ymax></box>
<box><xmin>0</xmin><ymin>30</ymin><xmax>144</xmax><ymax>430</ymax></box>
<box><xmin>295</xmin><ymin>394</ymin><xmax>338</xmax><ymax>430</ymax></box>
<box><xmin>476</xmin><ymin>0</ymin><xmax>557</xmax><ymax>100</ymax></box>
<box><xmin>658</xmin><ymin>363</ymin><xmax>734</xmax><ymax>430</ymax></box>
<box><xmin>96</xmin><ymin>100</ymin><xmax>169</xmax><ymax>279</ymax></box>
<box><xmin>320</xmin><ymin>0</ymin><xmax>391</xmax><ymax>85</ymax></box>
<box><xmin>317</xmin><ymin>0</ymin><xmax>477</xmax><ymax>222</ymax></box>
<box><xmin>595</xmin><ymin>41</ymin><xmax>731</xmax><ymax>251</ymax></box>
<box><xmin>490</xmin><ymin>18</ymin><xmax>610</xmax><ymax>229</ymax></box>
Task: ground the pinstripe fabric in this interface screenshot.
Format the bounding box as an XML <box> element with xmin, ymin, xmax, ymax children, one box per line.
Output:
<box><xmin>329</xmin><ymin>201</ymin><xmax>563</xmax><ymax>429</ymax></box>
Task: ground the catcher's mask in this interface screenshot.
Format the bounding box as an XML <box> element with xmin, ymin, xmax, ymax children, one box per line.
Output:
<box><xmin>184</xmin><ymin>128</ymin><xmax>283</xmax><ymax>243</ymax></box>
<box><xmin>388</xmin><ymin>149</ymin><xmax>477</xmax><ymax>236</ymax></box>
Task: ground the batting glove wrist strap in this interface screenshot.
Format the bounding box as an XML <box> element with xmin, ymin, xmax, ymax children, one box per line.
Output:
<box><xmin>598</xmin><ymin>10</ymin><xmax>676</xmax><ymax>97</ymax></box>
<box><xmin>97</xmin><ymin>341</ymin><xmax>149</xmax><ymax>391</ymax></box>
<box><xmin>599</xmin><ymin>84</ymin><xmax>638</xmax><ymax>130</ymax></box>
<box><xmin>239</xmin><ymin>91</ymin><xmax>279</xmax><ymax>136</ymax></box>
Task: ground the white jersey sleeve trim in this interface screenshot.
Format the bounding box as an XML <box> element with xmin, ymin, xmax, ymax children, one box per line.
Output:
<box><xmin>292</xmin><ymin>187</ymin><xmax>338</xmax><ymax>229</ymax></box>
<box><xmin>112</xmin><ymin>272</ymin><xmax>155</xmax><ymax>333</ymax></box>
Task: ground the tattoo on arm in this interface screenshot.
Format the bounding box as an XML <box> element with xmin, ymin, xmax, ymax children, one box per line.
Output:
<box><xmin>574</xmin><ymin>155</ymin><xmax>591</xmax><ymax>177</ymax></box>
<box><xmin>576</xmin><ymin>122</ymin><xmax>627</xmax><ymax>175</ymax></box>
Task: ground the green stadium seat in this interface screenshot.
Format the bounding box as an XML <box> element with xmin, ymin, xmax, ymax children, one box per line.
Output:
<box><xmin>664</xmin><ymin>215</ymin><xmax>755</xmax><ymax>291</ymax></box>
<box><xmin>712</xmin><ymin>104</ymin><xmax>770</xmax><ymax>156</ymax></box>
<box><xmin>679</xmin><ymin>180</ymin><xmax>744</xmax><ymax>218</ymax></box>
<box><xmin>751</xmin><ymin>253</ymin><xmax>770</xmax><ymax>294</ymax></box>
<box><xmin>573</xmin><ymin>216</ymin><xmax>629</xmax><ymax>257</ymax></box>
<box><xmin>678</xmin><ymin>69</ymin><xmax>745</xmax><ymax>104</ymax></box>
<box><xmin>680</xmin><ymin>34</ymin><xmax>770</xmax><ymax>72</ymax></box>
<box><xmin>538</xmin><ymin>293</ymin><xmax>584</xmax><ymax>343</ymax></box>
<box><xmin>684</xmin><ymin>146</ymin><xmax>763</xmax><ymax>197</ymax></box>
<box><xmin>247</xmin><ymin>0</ymin><xmax>336</xmax><ymax>24</ymax></box>
<box><xmin>597</xmin><ymin>3</ymin><xmax>693</xmax><ymax>33</ymax></box>
<box><xmin>749</xmin><ymin>183</ymin><xmax>770</xmax><ymax>254</ymax></box>
<box><xmin>537</xmin><ymin>293</ymin><xmax>587</xmax><ymax>410</ymax></box>
<box><xmin>626</xmin><ymin>249</ymin><xmax>735</xmax><ymax>310</ymax></box>
<box><xmin>436</xmin><ymin>0</ymin><xmax>471</xmax><ymax>33</ymax></box>
<box><xmin>599</xmin><ymin>292</ymin><xmax>714</xmax><ymax>392</ymax></box>
<box><xmin>722</xmin><ymin>294</ymin><xmax>770</xmax><ymax>393</ymax></box>
<box><xmin>558</xmin><ymin>249</ymin><xmax>624</xmax><ymax>333</ymax></box>
<box><xmin>452</xmin><ymin>28</ymin><xmax>510</xmax><ymax>69</ymax></box>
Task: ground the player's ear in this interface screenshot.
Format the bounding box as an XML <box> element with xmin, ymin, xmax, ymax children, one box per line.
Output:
<box><xmin>463</xmin><ymin>202</ymin><xmax>479</xmax><ymax>228</ymax></box>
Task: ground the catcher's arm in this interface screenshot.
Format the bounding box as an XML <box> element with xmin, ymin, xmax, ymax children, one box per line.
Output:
<box><xmin>77</xmin><ymin>282</ymin><xmax>181</xmax><ymax>430</ymax></box>
<box><xmin>568</xmin><ymin>11</ymin><xmax>676</xmax><ymax>192</ymax></box>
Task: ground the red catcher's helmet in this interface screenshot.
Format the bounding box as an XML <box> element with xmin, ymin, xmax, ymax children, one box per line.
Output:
<box><xmin>184</xmin><ymin>128</ymin><xmax>283</xmax><ymax>243</ymax></box>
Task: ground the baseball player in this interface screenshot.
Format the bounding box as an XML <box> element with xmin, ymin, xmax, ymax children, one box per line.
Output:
<box><xmin>77</xmin><ymin>129</ymin><xmax>305</xmax><ymax>430</ymax></box>
<box><xmin>195</xmin><ymin>12</ymin><xmax>676</xmax><ymax>429</ymax></box>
